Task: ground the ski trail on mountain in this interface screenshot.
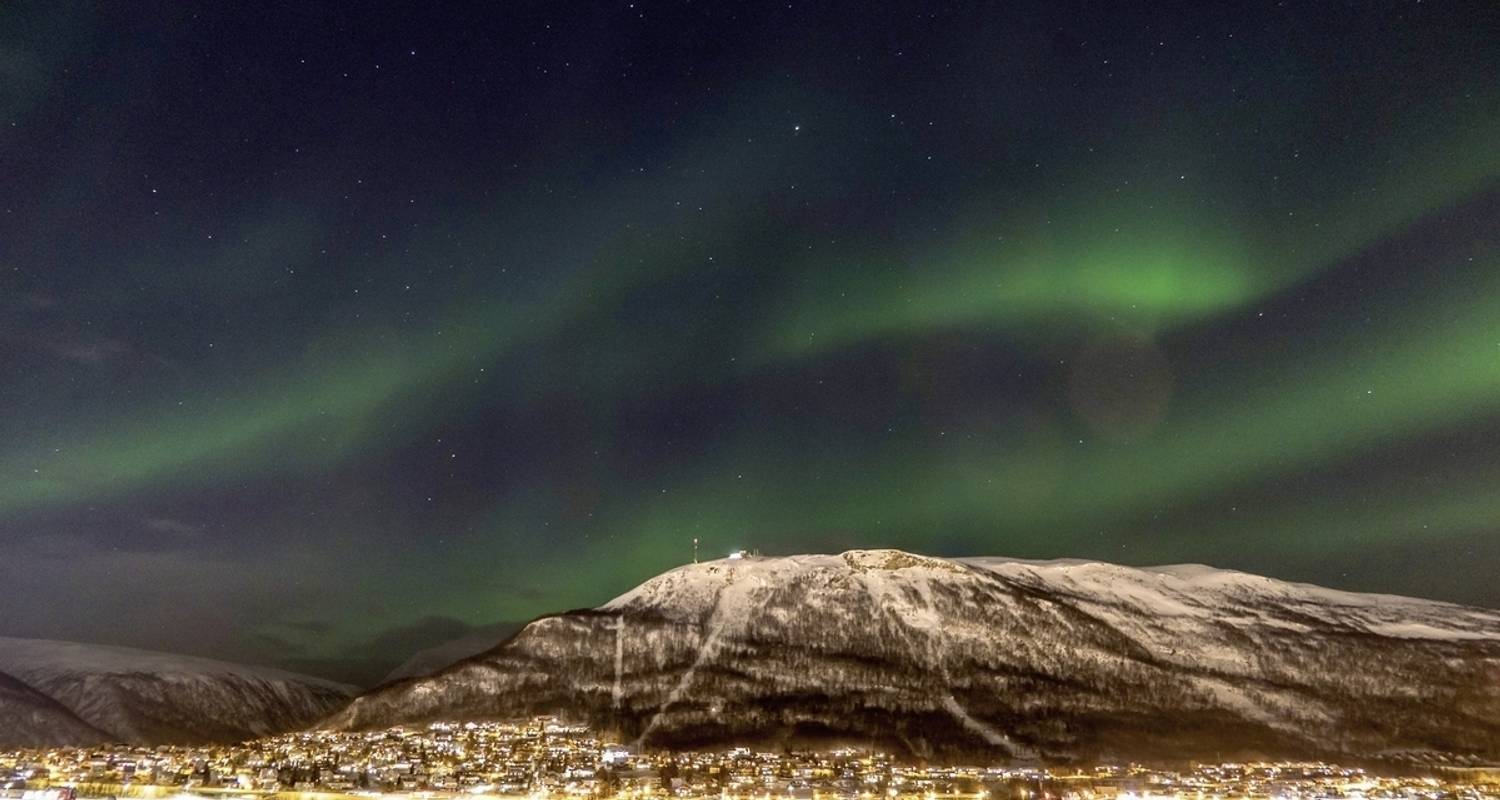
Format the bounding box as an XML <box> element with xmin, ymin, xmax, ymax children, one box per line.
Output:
<box><xmin>636</xmin><ymin>573</ymin><xmax>755</xmax><ymax>746</ymax></box>
<box><xmin>857</xmin><ymin>566</ymin><xmax>1026</xmax><ymax>756</ymax></box>
<box><xmin>611</xmin><ymin>615</ymin><xmax>626</xmax><ymax>710</ymax></box>
<box><xmin>941</xmin><ymin>694</ymin><xmax>1023</xmax><ymax>751</ymax></box>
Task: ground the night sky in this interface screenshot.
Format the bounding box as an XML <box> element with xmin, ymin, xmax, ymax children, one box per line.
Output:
<box><xmin>2</xmin><ymin>1</ymin><xmax>1498</xmax><ymax>686</ymax></box>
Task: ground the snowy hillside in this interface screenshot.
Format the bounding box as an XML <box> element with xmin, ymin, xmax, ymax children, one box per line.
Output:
<box><xmin>323</xmin><ymin>549</ymin><xmax>1500</xmax><ymax>763</ymax></box>
<box><xmin>0</xmin><ymin>670</ymin><xmax>110</xmax><ymax>748</ymax></box>
<box><xmin>0</xmin><ymin>637</ymin><xmax>354</xmax><ymax>746</ymax></box>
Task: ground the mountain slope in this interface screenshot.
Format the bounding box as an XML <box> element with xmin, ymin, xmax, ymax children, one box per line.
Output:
<box><xmin>322</xmin><ymin>550</ymin><xmax>1500</xmax><ymax>762</ymax></box>
<box><xmin>0</xmin><ymin>637</ymin><xmax>355</xmax><ymax>746</ymax></box>
<box><xmin>0</xmin><ymin>669</ymin><xmax>111</xmax><ymax>747</ymax></box>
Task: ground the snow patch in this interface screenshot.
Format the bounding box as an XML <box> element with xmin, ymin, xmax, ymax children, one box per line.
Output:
<box><xmin>1364</xmin><ymin>621</ymin><xmax>1495</xmax><ymax>641</ymax></box>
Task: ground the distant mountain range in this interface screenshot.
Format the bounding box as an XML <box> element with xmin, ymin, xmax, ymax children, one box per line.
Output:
<box><xmin>0</xmin><ymin>637</ymin><xmax>352</xmax><ymax>747</ymax></box>
<box><xmin>5</xmin><ymin>550</ymin><xmax>1500</xmax><ymax>762</ymax></box>
<box><xmin>323</xmin><ymin>550</ymin><xmax>1500</xmax><ymax>763</ymax></box>
<box><xmin>382</xmin><ymin>621</ymin><xmax>524</xmax><ymax>684</ymax></box>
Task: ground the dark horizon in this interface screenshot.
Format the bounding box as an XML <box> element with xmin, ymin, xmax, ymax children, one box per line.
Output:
<box><xmin>1</xmin><ymin>1</ymin><xmax>1498</xmax><ymax>687</ymax></box>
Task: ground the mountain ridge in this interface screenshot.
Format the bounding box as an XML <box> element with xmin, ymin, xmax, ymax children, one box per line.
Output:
<box><xmin>0</xmin><ymin>637</ymin><xmax>354</xmax><ymax>747</ymax></box>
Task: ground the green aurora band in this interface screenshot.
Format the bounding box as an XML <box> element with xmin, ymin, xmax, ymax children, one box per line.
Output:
<box><xmin>2</xmin><ymin>36</ymin><xmax>1498</xmax><ymax>667</ymax></box>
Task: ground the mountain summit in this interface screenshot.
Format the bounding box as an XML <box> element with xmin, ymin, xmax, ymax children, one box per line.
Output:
<box><xmin>321</xmin><ymin>550</ymin><xmax>1500</xmax><ymax>762</ymax></box>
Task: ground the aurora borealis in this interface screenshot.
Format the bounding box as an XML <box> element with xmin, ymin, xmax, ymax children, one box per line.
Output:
<box><xmin>2</xmin><ymin>1</ymin><xmax>1498</xmax><ymax>685</ymax></box>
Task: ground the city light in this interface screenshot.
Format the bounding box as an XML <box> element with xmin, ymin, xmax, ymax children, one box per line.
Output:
<box><xmin>3</xmin><ymin>718</ymin><xmax>1495</xmax><ymax>800</ymax></box>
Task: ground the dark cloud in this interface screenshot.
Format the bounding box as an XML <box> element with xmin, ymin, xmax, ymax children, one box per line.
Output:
<box><xmin>361</xmin><ymin>616</ymin><xmax>478</xmax><ymax>655</ymax></box>
<box><xmin>140</xmin><ymin>517</ymin><xmax>203</xmax><ymax>538</ymax></box>
<box><xmin>246</xmin><ymin>631</ymin><xmax>305</xmax><ymax>656</ymax></box>
<box><xmin>41</xmin><ymin>337</ymin><xmax>135</xmax><ymax>366</ymax></box>
<box><xmin>277</xmin><ymin>620</ymin><xmax>334</xmax><ymax>636</ymax></box>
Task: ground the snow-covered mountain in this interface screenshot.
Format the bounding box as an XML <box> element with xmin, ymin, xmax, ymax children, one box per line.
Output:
<box><xmin>0</xmin><ymin>637</ymin><xmax>354</xmax><ymax>746</ymax></box>
<box><xmin>322</xmin><ymin>550</ymin><xmax>1500</xmax><ymax>763</ymax></box>
<box><xmin>0</xmin><ymin>669</ymin><xmax>110</xmax><ymax>747</ymax></box>
<box><xmin>382</xmin><ymin>621</ymin><xmax>524</xmax><ymax>684</ymax></box>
